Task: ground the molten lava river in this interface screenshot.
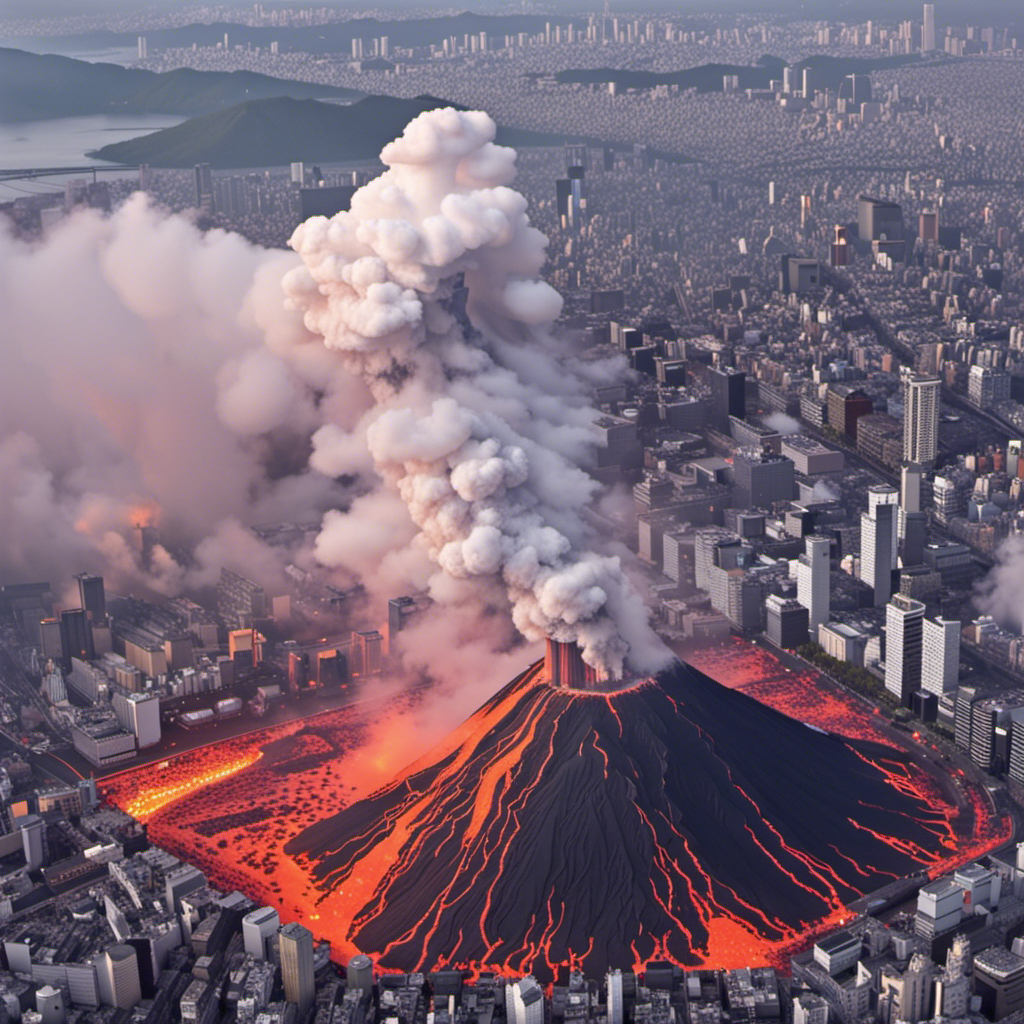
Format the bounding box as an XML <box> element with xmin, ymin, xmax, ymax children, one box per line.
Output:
<box><xmin>103</xmin><ymin>650</ymin><xmax>1010</xmax><ymax>980</ymax></box>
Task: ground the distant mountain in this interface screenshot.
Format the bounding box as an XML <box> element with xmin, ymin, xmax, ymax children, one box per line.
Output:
<box><xmin>550</xmin><ymin>54</ymin><xmax>921</xmax><ymax>94</ymax></box>
<box><xmin>88</xmin><ymin>94</ymin><xmax>593</xmax><ymax>169</ymax></box>
<box><xmin>0</xmin><ymin>47</ymin><xmax>363</xmax><ymax>122</ymax></box>
<box><xmin>1</xmin><ymin>13</ymin><xmax>582</xmax><ymax>58</ymax></box>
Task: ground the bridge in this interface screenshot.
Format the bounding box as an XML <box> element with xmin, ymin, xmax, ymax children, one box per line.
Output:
<box><xmin>0</xmin><ymin>164</ymin><xmax>138</xmax><ymax>184</ymax></box>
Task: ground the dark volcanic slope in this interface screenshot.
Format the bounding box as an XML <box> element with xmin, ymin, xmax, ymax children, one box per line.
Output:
<box><xmin>288</xmin><ymin>660</ymin><xmax>962</xmax><ymax>978</ymax></box>
<box><xmin>89</xmin><ymin>95</ymin><xmax>590</xmax><ymax>169</ymax></box>
<box><xmin>0</xmin><ymin>47</ymin><xmax>362</xmax><ymax>122</ymax></box>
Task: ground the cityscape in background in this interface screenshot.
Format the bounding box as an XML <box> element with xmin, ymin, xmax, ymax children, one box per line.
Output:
<box><xmin>5</xmin><ymin>0</ymin><xmax>1024</xmax><ymax>1022</ymax></box>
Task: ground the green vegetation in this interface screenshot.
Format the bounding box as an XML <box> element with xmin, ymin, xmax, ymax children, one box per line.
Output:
<box><xmin>0</xmin><ymin>47</ymin><xmax>363</xmax><ymax>122</ymax></box>
<box><xmin>795</xmin><ymin>642</ymin><xmax>899</xmax><ymax>709</ymax></box>
<box><xmin>90</xmin><ymin>95</ymin><xmax>591</xmax><ymax>169</ymax></box>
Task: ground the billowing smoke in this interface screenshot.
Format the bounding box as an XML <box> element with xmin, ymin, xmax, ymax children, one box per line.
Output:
<box><xmin>284</xmin><ymin>108</ymin><xmax>666</xmax><ymax>678</ymax></box>
<box><xmin>976</xmin><ymin>534</ymin><xmax>1024</xmax><ymax>628</ymax></box>
<box><xmin>764</xmin><ymin>411</ymin><xmax>801</xmax><ymax>435</ymax></box>
<box><xmin>0</xmin><ymin>195</ymin><xmax>357</xmax><ymax>596</ymax></box>
<box><xmin>810</xmin><ymin>480</ymin><xmax>839</xmax><ymax>501</ymax></box>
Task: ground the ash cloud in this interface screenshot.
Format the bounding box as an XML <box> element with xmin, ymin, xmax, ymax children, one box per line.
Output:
<box><xmin>2</xmin><ymin>108</ymin><xmax>666</xmax><ymax>684</ymax></box>
<box><xmin>284</xmin><ymin>108</ymin><xmax>667</xmax><ymax>678</ymax></box>
<box><xmin>0</xmin><ymin>195</ymin><xmax>354</xmax><ymax>596</ymax></box>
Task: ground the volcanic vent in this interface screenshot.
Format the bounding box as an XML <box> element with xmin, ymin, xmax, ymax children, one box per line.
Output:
<box><xmin>287</xmin><ymin>656</ymin><xmax>966</xmax><ymax>977</ymax></box>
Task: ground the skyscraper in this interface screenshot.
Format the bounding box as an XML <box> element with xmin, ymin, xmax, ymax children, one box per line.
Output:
<box><xmin>885</xmin><ymin>595</ymin><xmax>926</xmax><ymax>705</ymax></box>
<box><xmin>242</xmin><ymin>906</ymin><xmax>280</xmax><ymax>960</ymax></box>
<box><xmin>922</xmin><ymin>618</ymin><xmax>960</xmax><ymax>695</ymax></box>
<box><xmin>101</xmin><ymin>945</ymin><xmax>142</xmax><ymax>1010</ymax></box>
<box><xmin>279</xmin><ymin>922</ymin><xmax>315</xmax><ymax>1019</ymax></box>
<box><xmin>74</xmin><ymin>573</ymin><xmax>106</xmax><ymax>623</ymax></box>
<box><xmin>59</xmin><ymin>608</ymin><xmax>94</xmax><ymax>667</ymax></box>
<box><xmin>193</xmin><ymin>163</ymin><xmax>214</xmax><ymax>215</ymax></box>
<box><xmin>861</xmin><ymin>502</ymin><xmax>894</xmax><ymax>607</ymax></box>
<box><xmin>606</xmin><ymin>970</ymin><xmax>624</xmax><ymax>1024</ymax></box>
<box><xmin>903</xmin><ymin>375</ymin><xmax>941</xmax><ymax>468</ymax></box>
<box><xmin>709</xmin><ymin>367</ymin><xmax>745</xmax><ymax>433</ymax></box>
<box><xmin>797</xmin><ymin>535</ymin><xmax>830</xmax><ymax>631</ymax></box>
<box><xmin>922</xmin><ymin>3</ymin><xmax>936</xmax><ymax>52</ymax></box>
<box><xmin>868</xmin><ymin>485</ymin><xmax>899</xmax><ymax>570</ymax></box>
<box><xmin>506</xmin><ymin>977</ymin><xmax>545</xmax><ymax>1024</ymax></box>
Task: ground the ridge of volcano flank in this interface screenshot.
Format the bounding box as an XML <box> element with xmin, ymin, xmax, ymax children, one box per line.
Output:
<box><xmin>286</xmin><ymin>659</ymin><xmax>966</xmax><ymax>978</ymax></box>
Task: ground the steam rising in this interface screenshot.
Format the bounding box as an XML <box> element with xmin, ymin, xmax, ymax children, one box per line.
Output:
<box><xmin>284</xmin><ymin>108</ymin><xmax>663</xmax><ymax>677</ymax></box>
<box><xmin>0</xmin><ymin>108</ymin><xmax>666</xmax><ymax>681</ymax></box>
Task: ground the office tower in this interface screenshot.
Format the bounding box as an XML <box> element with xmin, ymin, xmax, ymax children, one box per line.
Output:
<box><xmin>242</xmin><ymin>906</ymin><xmax>280</xmax><ymax>959</ymax></box>
<box><xmin>765</xmin><ymin>595</ymin><xmax>809</xmax><ymax>648</ymax></box>
<box><xmin>901</xmin><ymin>512</ymin><xmax>928</xmax><ymax>567</ymax></box>
<box><xmin>903</xmin><ymin>375</ymin><xmax>941</xmax><ymax>468</ymax></box>
<box><xmin>74</xmin><ymin>573</ymin><xmax>105</xmax><ymax>623</ymax></box>
<box><xmin>922</xmin><ymin>618</ymin><xmax>960</xmax><ymax>695</ymax></box>
<box><xmin>347</xmin><ymin>953</ymin><xmax>373</xmax><ymax>993</ymax></box>
<box><xmin>217</xmin><ymin>568</ymin><xmax>267</xmax><ymax>630</ymax></box>
<box><xmin>290</xmin><ymin>162</ymin><xmax>305</xmax><ymax>185</ymax></box>
<box><xmin>350</xmin><ymin>630</ymin><xmax>384</xmax><ymax>677</ymax></box>
<box><xmin>15</xmin><ymin>814</ymin><xmax>46</xmax><ymax>870</ymax></box>
<box><xmin>607</xmin><ymin>970</ymin><xmax>624</xmax><ymax>1024</ymax></box>
<box><xmin>858</xmin><ymin>195</ymin><xmax>904</xmax><ymax>242</ymax></box>
<box><xmin>39</xmin><ymin>617</ymin><xmax>63</xmax><ymax>661</ymax></box>
<box><xmin>732</xmin><ymin>450</ymin><xmax>795</xmax><ymax>508</ymax></box>
<box><xmin>193</xmin><ymin>163</ymin><xmax>214</xmax><ymax>214</ymax></box>
<box><xmin>164</xmin><ymin>866</ymin><xmax>206</xmax><ymax>914</ymax></box>
<box><xmin>797</xmin><ymin>536</ymin><xmax>830</xmax><ymax>631</ymax></box>
<box><xmin>137</xmin><ymin>36</ymin><xmax>147</xmax><ymax>59</ymax></box>
<box><xmin>861</xmin><ymin>502</ymin><xmax>894</xmax><ymax>606</ymax></box>
<box><xmin>919</xmin><ymin>211</ymin><xmax>939</xmax><ymax>242</ymax></box>
<box><xmin>279</xmin><ymin>922</ymin><xmax>315</xmax><ymax>1019</ymax></box>
<box><xmin>59</xmin><ymin>608</ymin><xmax>94</xmax><ymax>667</ymax></box>
<box><xmin>922</xmin><ymin>3</ymin><xmax>936</xmax><ymax>52</ymax></box>
<box><xmin>868</xmin><ymin>485</ymin><xmax>899</xmax><ymax>569</ymax></box>
<box><xmin>885</xmin><ymin>595</ymin><xmax>926</xmax><ymax>705</ymax></box>
<box><xmin>101</xmin><ymin>945</ymin><xmax>142</xmax><ymax>1009</ymax></box>
<box><xmin>507</xmin><ymin>977</ymin><xmax>545</xmax><ymax>1024</ymax></box>
<box><xmin>900</xmin><ymin>462</ymin><xmax>923</xmax><ymax>533</ymax></box>
<box><xmin>35</xmin><ymin>984</ymin><xmax>65</xmax><ymax>1024</ymax></box>
<box><xmin>709</xmin><ymin>367</ymin><xmax>745</xmax><ymax>433</ymax></box>
<box><xmin>974</xmin><ymin>948</ymin><xmax>1024</xmax><ymax>1021</ymax></box>
<box><xmin>826</xmin><ymin>385</ymin><xmax>872</xmax><ymax>441</ymax></box>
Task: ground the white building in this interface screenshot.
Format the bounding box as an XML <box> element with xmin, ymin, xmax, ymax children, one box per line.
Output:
<box><xmin>903</xmin><ymin>375</ymin><xmax>940</xmax><ymax>468</ymax></box>
<box><xmin>242</xmin><ymin>906</ymin><xmax>280</xmax><ymax>960</ymax></box>
<box><xmin>922</xmin><ymin>618</ymin><xmax>961</xmax><ymax>695</ymax></box>
<box><xmin>861</xmin><ymin>502</ymin><xmax>894</xmax><ymax>606</ymax></box>
<box><xmin>506</xmin><ymin>977</ymin><xmax>545</xmax><ymax>1024</ymax></box>
<box><xmin>885</xmin><ymin>594</ymin><xmax>926</xmax><ymax>704</ymax></box>
<box><xmin>797</xmin><ymin>536</ymin><xmax>830</xmax><ymax>631</ymax></box>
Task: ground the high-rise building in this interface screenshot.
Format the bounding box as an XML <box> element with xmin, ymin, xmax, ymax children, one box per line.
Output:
<box><xmin>59</xmin><ymin>608</ymin><xmax>94</xmax><ymax>667</ymax></box>
<box><xmin>506</xmin><ymin>977</ymin><xmax>545</xmax><ymax>1024</ymax></box>
<box><xmin>15</xmin><ymin>814</ymin><xmax>46</xmax><ymax>870</ymax></box>
<box><xmin>885</xmin><ymin>595</ymin><xmax>926</xmax><ymax>705</ymax></box>
<box><xmin>350</xmin><ymin>630</ymin><xmax>384</xmax><ymax>677</ymax></box>
<box><xmin>193</xmin><ymin>164</ymin><xmax>214</xmax><ymax>215</ymax></box>
<box><xmin>39</xmin><ymin>617</ymin><xmax>63</xmax><ymax>661</ymax></box>
<box><xmin>242</xmin><ymin>907</ymin><xmax>280</xmax><ymax>960</ymax></box>
<box><xmin>101</xmin><ymin>945</ymin><xmax>142</xmax><ymax>1010</ymax></box>
<box><xmin>290</xmin><ymin>162</ymin><xmax>305</xmax><ymax>185</ymax></box>
<box><xmin>922</xmin><ymin>618</ymin><xmax>960</xmax><ymax>695</ymax></box>
<box><xmin>869</xmin><ymin>485</ymin><xmax>899</xmax><ymax>569</ymax></box>
<box><xmin>974</xmin><ymin>948</ymin><xmax>1024</xmax><ymax>1021</ymax></box>
<box><xmin>347</xmin><ymin>954</ymin><xmax>374</xmax><ymax>993</ymax></box>
<box><xmin>903</xmin><ymin>374</ymin><xmax>940</xmax><ymax>468</ymax></box>
<box><xmin>765</xmin><ymin>595</ymin><xmax>809</xmax><ymax>648</ymax></box>
<box><xmin>922</xmin><ymin>3</ymin><xmax>936</xmax><ymax>52</ymax></box>
<box><xmin>709</xmin><ymin>367</ymin><xmax>745</xmax><ymax>433</ymax></box>
<box><xmin>606</xmin><ymin>969</ymin><xmax>624</xmax><ymax>1024</ymax></box>
<box><xmin>75</xmin><ymin>573</ymin><xmax>106</xmax><ymax>623</ymax></box>
<box><xmin>279</xmin><ymin>922</ymin><xmax>315</xmax><ymax>1019</ymax></box>
<box><xmin>900</xmin><ymin>462</ymin><xmax>923</xmax><ymax>536</ymax></box>
<box><xmin>858</xmin><ymin>195</ymin><xmax>904</xmax><ymax>242</ymax></box>
<box><xmin>732</xmin><ymin>450</ymin><xmax>795</xmax><ymax>509</ymax></box>
<box><xmin>861</xmin><ymin>502</ymin><xmax>894</xmax><ymax>607</ymax></box>
<box><xmin>217</xmin><ymin>568</ymin><xmax>267</xmax><ymax>630</ymax></box>
<box><xmin>797</xmin><ymin>536</ymin><xmax>830</xmax><ymax>631</ymax></box>
<box><xmin>826</xmin><ymin>385</ymin><xmax>872</xmax><ymax>441</ymax></box>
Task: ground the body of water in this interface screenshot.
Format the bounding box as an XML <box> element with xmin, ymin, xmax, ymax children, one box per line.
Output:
<box><xmin>0</xmin><ymin>113</ymin><xmax>182</xmax><ymax>199</ymax></box>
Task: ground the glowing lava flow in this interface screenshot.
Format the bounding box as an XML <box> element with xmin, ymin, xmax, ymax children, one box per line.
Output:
<box><xmin>104</xmin><ymin>651</ymin><xmax>1010</xmax><ymax>984</ymax></box>
<box><xmin>284</xmin><ymin>659</ymin><xmax>980</xmax><ymax>979</ymax></box>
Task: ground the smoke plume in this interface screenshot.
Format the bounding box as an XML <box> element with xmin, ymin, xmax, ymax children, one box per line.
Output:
<box><xmin>284</xmin><ymin>108</ymin><xmax>665</xmax><ymax>677</ymax></box>
<box><xmin>764</xmin><ymin>411</ymin><xmax>801</xmax><ymax>435</ymax></box>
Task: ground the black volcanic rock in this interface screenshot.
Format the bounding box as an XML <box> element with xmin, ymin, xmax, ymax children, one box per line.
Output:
<box><xmin>288</xmin><ymin>660</ymin><xmax>962</xmax><ymax>978</ymax></box>
<box><xmin>0</xmin><ymin>47</ymin><xmax>363</xmax><ymax>122</ymax></box>
<box><xmin>88</xmin><ymin>95</ymin><xmax>591</xmax><ymax>169</ymax></box>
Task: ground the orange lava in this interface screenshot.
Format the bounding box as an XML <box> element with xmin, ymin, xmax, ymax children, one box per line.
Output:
<box><xmin>101</xmin><ymin>647</ymin><xmax>1013</xmax><ymax>980</ymax></box>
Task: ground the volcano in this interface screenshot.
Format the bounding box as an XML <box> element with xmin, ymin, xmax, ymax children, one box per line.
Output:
<box><xmin>287</xmin><ymin>658</ymin><xmax>966</xmax><ymax>978</ymax></box>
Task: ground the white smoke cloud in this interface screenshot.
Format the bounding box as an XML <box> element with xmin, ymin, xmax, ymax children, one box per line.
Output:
<box><xmin>976</xmin><ymin>534</ymin><xmax>1024</xmax><ymax>628</ymax></box>
<box><xmin>811</xmin><ymin>480</ymin><xmax>840</xmax><ymax>501</ymax></box>
<box><xmin>764</xmin><ymin>411</ymin><xmax>801</xmax><ymax>435</ymax></box>
<box><xmin>0</xmin><ymin>196</ymin><xmax>353</xmax><ymax>596</ymax></box>
<box><xmin>284</xmin><ymin>107</ymin><xmax>667</xmax><ymax>678</ymax></box>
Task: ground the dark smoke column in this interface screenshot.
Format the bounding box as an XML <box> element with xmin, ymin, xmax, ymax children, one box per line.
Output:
<box><xmin>282</xmin><ymin>107</ymin><xmax>669</xmax><ymax>679</ymax></box>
